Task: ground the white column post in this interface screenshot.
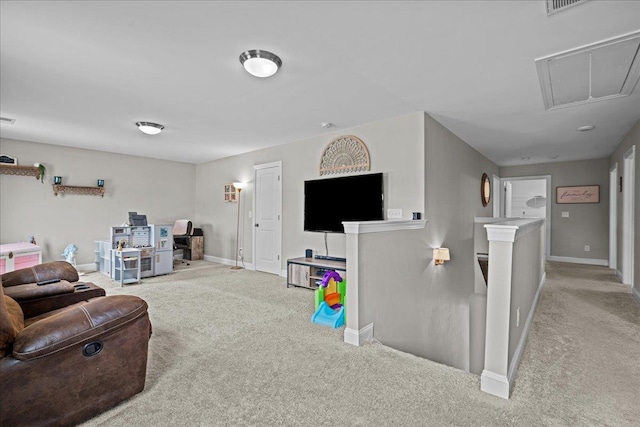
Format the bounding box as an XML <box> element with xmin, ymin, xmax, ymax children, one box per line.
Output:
<box><xmin>481</xmin><ymin>225</ymin><xmax>517</xmax><ymax>399</ymax></box>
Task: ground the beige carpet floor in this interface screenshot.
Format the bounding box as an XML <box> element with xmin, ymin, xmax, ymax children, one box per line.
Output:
<box><xmin>79</xmin><ymin>261</ymin><xmax>639</xmax><ymax>426</ymax></box>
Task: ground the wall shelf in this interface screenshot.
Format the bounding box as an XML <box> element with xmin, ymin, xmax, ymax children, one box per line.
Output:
<box><xmin>52</xmin><ymin>184</ymin><xmax>105</xmax><ymax>197</ymax></box>
<box><xmin>0</xmin><ymin>165</ymin><xmax>41</xmax><ymax>180</ymax></box>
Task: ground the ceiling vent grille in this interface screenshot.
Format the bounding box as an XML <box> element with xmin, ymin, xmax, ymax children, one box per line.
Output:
<box><xmin>547</xmin><ymin>0</ymin><xmax>589</xmax><ymax>15</ymax></box>
<box><xmin>535</xmin><ymin>31</ymin><xmax>640</xmax><ymax>110</ymax></box>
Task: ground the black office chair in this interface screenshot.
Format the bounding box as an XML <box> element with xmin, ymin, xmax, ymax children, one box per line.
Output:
<box><xmin>173</xmin><ymin>220</ymin><xmax>193</xmax><ymax>264</ymax></box>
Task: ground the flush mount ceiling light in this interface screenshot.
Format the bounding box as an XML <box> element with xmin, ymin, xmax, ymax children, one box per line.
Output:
<box><xmin>239</xmin><ymin>50</ymin><xmax>282</xmax><ymax>78</ymax></box>
<box><xmin>136</xmin><ymin>121</ymin><xmax>164</xmax><ymax>135</ymax></box>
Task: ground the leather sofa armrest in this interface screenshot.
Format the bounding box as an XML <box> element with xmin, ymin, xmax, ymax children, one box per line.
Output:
<box><xmin>3</xmin><ymin>281</ymin><xmax>75</xmax><ymax>302</ymax></box>
<box><xmin>12</xmin><ymin>295</ymin><xmax>148</xmax><ymax>361</ymax></box>
<box><xmin>2</xmin><ymin>261</ymin><xmax>79</xmax><ymax>287</ymax></box>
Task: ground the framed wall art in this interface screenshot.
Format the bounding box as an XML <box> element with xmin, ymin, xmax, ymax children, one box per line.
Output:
<box><xmin>556</xmin><ymin>185</ymin><xmax>599</xmax><ymax>204</ymax></box>
<box><xmin>224</xmin><ymin>183</ymin><xmax>237</xmax><ymax>202</ymax></box>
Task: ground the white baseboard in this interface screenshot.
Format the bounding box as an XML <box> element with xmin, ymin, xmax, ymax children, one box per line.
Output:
<box><xmin>76</xmin><ymin>263</ymin><xmax>97</xmax><ymax>273</ymax></box>
<box><xmin>205</xmin><ymin>255</ymin><xmax>254</xmax><ymax>271</ymax></box>
<box><xmin>344</xmin><ymin>323</ymin><xmax>374</xmax><ymax>346</ymax></box>
<box><xmin>482</xmin><ymin>273</ymin><xmax>545</xmax><ymax>400</ymax></box>
<box><xmin>481</xmin><ymin>369</ymin><xmax>510</xmax><ymax>399</ymax></box>
<box><xmin>548</xmin><ymin>256</ymin><xmax>608</xmax><ymax>266</ymax></box>
<box><xmin>506</xmin><ymin>272</ymin><xmax>546</xmax><ymax>393</ymax></box>
<box><xmin>633</xmin><ymin>286</ymin><xmax>640</xmax><ymax>304</ymax></box>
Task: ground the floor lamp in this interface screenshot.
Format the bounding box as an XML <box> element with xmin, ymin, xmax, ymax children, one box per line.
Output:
<box><xmin>231</xmin><ymin>182</ymin><xmax>246</xmax><ymax>270</ymax></box>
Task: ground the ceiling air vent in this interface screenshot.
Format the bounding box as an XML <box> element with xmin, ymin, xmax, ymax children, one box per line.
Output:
<box><xmin>547</xmin><ymin>0</ymin><xmax>589</xmax><ymax>16</ymax></box>
<box><xmin>535</xmin><ymin>30</ymin><xmax>640</xmax><ymax>110</ymax></box>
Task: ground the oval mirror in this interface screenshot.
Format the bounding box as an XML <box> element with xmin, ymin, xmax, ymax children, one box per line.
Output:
<box><xmin>481</xmin><ymin>173</ymin><xmax>491</xmax><ymax>207</ymax></box>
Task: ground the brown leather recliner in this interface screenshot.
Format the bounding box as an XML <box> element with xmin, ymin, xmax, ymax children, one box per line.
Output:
<box><xmin>0</xmin><ymin>263</ymin><xmax>152</xmax><ymax>427</ymax></box>
<box><xmin>2</xmin><ymin>261</ymin><xmax>106</xmax><ymax>318</ymax></box>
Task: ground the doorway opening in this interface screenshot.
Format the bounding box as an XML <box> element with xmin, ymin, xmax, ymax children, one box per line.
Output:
<box><xmin>501</xmin><ymin>175</ymin><xmax>551</xmax><ymax>259</ymax></box>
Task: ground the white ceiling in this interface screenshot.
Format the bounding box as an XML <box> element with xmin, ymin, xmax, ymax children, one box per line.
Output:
<box><xmin>1</xmin><ymin>1</ymin><xmax>639</xmax><ymax>166</ymax></box>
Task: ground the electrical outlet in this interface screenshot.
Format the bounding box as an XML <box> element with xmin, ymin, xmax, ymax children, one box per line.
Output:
<box><xmin>562</xmin><ymin>211</ymin><xmax>569</xmax><ymax>218</ymax></box>
<box><xmin>584</xmin><ymin>245</ymin><xmax>590</xmax><ymax>252</ymax></box>
<box><xmin>516</xmin><ymin>307</ymin><xmax>520</xmax><ymax>327</ymax></box>
<box><xmin>387</xmin><ymin>208</ymin><xmax>402</xmax><ymax>219</ymax></box>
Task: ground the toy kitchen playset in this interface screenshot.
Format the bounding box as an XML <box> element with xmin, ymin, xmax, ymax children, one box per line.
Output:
<box><xmin>95</xmin><ymin>221</ymin><xmax>173</xmax><ymax>282</ymax></box>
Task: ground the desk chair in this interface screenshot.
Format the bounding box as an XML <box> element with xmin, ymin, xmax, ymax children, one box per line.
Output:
<box><xmin>173</xmin><ymin>220</ymin><xmax>193</xmax><ymax>265</ymax></box>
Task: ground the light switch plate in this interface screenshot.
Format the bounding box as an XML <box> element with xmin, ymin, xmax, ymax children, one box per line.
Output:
<box><xmin>387</xmin><ymin>208</ymin><xmax>402</xmax><ymax>219</ymax></box>
<box><xmin>562</xmin><ymin>211</ymin><xmax>569</xmax><ymax>218</ymax></box>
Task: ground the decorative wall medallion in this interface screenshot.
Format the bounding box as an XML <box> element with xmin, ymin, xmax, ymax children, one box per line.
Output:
<box><xmin>319</xmin><ymin>135</ymin><xmax>371</xmax><ymax>176</ymax></box>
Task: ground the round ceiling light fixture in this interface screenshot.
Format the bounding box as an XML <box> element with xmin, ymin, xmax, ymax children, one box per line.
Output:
<box><xmin>239</xmin><ymin>50</ymin><xmax>282</xmax><ymax>78</ymax></box>
<box><xmin>136</xmin><ymin>121</ymin><xmax>164</xmax><ymax>135</ymax></box>
<box><xmin>577</xmin><ymin>125</ymin><xmax>595</xmax><ymax>132</ymax></box>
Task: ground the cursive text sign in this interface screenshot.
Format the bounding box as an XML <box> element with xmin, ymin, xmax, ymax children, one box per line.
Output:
<box><xmin>556</xmin><ymin>185</ymin><xmax>600</xmax><ymax>204</ymax></box>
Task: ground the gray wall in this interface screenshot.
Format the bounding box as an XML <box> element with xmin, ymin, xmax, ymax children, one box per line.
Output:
<box><xmin>195</xmin><ymin>112</ymin><xmax>425</xmax><ymax>269</ymax></box>
<box><xmin>609</xmin><ymin>118</ymin><xmax>640</xmax><ymax>294</ymax></box>
<box><xmin>500</xmin><ymin>159</ymin><xmax>609</xmax><ymax>262</ymax></box>
<box><xmin>0</xmin><ymin>138</ymin><xmax>196</xmax><ymax>265</ymax></box>
<box><xmin>414</xmin><ymin>114</ymin><xmax>498</xmax><ymax>370</ymax></box>
<box><xmin>508</xmin><ymin>226</ymin><xmax>543</xmax><ymax>368</ymax></box>
<box><xmin>195</xmin><ymin>111</ymin><xmax>498</xmax><ymax>371</ymax></box>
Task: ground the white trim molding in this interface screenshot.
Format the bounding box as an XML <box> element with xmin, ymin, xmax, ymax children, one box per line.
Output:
<box><xmin>205</xmin><ymin>254</ymin><xmax>255</xmax><ymax>271</ymax></box>
<box><xmin>548</xmin><ymin>256</ymin><xmax>608</xmax><ymax>266</ymax></box>
<box><xmin>343</xmin><ymin>219</ymin><xmax>426</xmax><ymax>234</ymax></box>
<box><xmin>633</xmin><ymin>287</ymin><xmax>640</xmax><ymax>304</ymax></box>
<box><xmin>481</xmin><ymin>370</ymin><xmax>510</xmax><ymax>399</ymax></box>
<box><xmin>485</xmin><ymin>218</ymin><xmax>545</xmax><ymax>243</ymax></box>
<box><xmin>344</xmin><ymin>323</ymin><xmax>374</xmax><ymax>346</ymax></box>
<box><xmin>76</xmin><ymin>263</ymin><xmax>97</xmax><ymax>273</ymax></box>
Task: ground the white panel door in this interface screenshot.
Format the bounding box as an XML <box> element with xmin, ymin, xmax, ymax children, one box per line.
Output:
<box><xmin>254</xmin><ymin>162</ymin><xmax>282</xmax><ymax>275</ymax></box>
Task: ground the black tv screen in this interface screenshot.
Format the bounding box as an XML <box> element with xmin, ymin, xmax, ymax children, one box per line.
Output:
<box><xmin>304</xmin><ymin>173</ymin><xmax>384</xmax><ymax>233</ymax></box>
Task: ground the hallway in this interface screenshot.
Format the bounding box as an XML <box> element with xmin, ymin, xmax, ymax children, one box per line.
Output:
<box><xmin>512</xmin><ymin>262</ymin><xmax>639</xmax><ymax>425</ymax></box>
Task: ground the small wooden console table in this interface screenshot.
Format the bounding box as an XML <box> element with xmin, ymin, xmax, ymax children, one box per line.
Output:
<box><xmin>286</xmin><ymin>257</ymin><xmax>346</xmax><ymax>290</ymax></box>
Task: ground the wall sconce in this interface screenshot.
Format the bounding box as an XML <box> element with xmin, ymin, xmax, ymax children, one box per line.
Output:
<box><xmin>53</xmin><ymin>176</ymin><xmax>62</xmax><ymax>185</ymax></box>
<box><xmin>433</xmin><ymin>248</ymin><xmax>450</xmax><ymax>265</ymax></box>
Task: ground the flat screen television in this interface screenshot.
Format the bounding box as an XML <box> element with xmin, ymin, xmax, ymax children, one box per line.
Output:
<box><xmin>304</xmin><ymin>173</ymin><xmax>384</xmax><ymax>233</ymax></box>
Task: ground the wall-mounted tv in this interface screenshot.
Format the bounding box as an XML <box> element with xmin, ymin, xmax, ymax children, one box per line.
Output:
<box><xmin>304</xmin><ymin>173</ymin><xmax>384</xmax><ymax>233</ymax></box>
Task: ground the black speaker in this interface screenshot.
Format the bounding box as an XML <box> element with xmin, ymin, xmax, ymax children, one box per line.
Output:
<box><xmin>305</xmin><ymin>249</ymin><xmax>313</xmax><ymax>258</ymax></box>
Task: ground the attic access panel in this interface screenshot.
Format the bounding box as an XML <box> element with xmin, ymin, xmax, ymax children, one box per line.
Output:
<box><xmin>535</xmin><ymin>31</ymin><xmax>640</xmax><ymax>110</ymax></box>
